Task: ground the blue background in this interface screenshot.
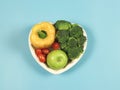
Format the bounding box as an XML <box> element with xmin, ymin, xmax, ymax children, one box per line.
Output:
<box><xmin>0</xmin><ymin>0</ymin><xmax>120</xmax><ymax>90</ymax></box>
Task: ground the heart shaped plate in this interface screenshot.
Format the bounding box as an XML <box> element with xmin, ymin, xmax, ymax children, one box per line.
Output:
<box><xmin>28</xmin><ymin>21</ymin><xmax>88</xmax><ymax>75</ymax></box>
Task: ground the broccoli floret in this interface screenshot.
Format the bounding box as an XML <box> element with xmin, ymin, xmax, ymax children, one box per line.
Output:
<box><xmin>77</xmin><ymin>35</ymin><xmax>86</xmax><ymax>47</ymax></box>
<box><xmin>56</xmin><ymin>30</ymin><xmax>69</xmax><ymax>43</ymax></box>
<box><xmin>67</xmin><ymin>47</ymin><xmax>83</xmax><ymax>60</ymax></box>
<box><xmin>67</xmin><ymin>37</ymin><xmax>78</xmax><ymax>48</ymax></box>
<box><xmin>60</xmin><ymin>42</ymin><xmax>67</xmax><ymax>49</ymax></box>
<box><xmin>62</xmin><ymin>45</ymin><xmax>69</xmax><ymax>53</ymax></box>
<box><xmin>70</xmin><ymin>25</ymin><xmax>83</xmax><ymax>38</ymax></box>
<box><xmin>54</xmin><ymin>20</ymin><xmax>72</xmax><ymax>30</ymax></box>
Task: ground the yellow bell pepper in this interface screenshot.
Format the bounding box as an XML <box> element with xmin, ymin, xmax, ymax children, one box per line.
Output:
<box><xmin>30</xmin><ymin>22</ymin><xmax>55</xmax><ymax>48</ymax></box>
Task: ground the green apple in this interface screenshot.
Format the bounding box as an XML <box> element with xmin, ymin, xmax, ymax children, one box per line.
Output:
<box><xmin>47</xmin><ymin>50</ymin><xmax>68</xmax><ymax>70</ymax></box>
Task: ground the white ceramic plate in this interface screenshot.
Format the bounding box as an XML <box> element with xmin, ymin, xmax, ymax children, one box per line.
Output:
<box><xmin>28</xmin><ymin>23</ymin><xmax>88</xmax><ymax>75</ymax></box>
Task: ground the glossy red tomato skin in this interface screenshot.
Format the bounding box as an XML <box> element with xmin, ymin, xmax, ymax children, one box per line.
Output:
<box><xmin>52</xmin><ymin>42</ymin><xmax>60</xmax><ymax>50</ymax></box>
<box><xmin>35</xmin><ymin>49</ymin><xmax>42</xmax><ymax>56</ymax></box>
<box><xmin>38</xmin><ymin>53</ymin><xmax>46</xmax><ymax>63</ymax></box>
<box><xmin>41</xmin><ymin>48</ymin><xmax>50</xmax><ymax>54</ymax></box>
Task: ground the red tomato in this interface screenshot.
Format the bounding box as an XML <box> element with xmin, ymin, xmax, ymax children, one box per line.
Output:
<box><xmin>42</xmin><ymin>48</ymin><xmax>50</xmax><ymax>54</ymax></box>
<box><xmin>52</xmin><ymin>42</ymin><xmax>60</xmax><ymax>50</ymax></box>
<box><xmin>38</xmin><ymin>53</ymin><xmax>46</xmax><ymax>63</ymax></box>
<box><xmin>35</xmin><ymin>49</ymin><xmax>42</xmax><ymax>56</ymax></box>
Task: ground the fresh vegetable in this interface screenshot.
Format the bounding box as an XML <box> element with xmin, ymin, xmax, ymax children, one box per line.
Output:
<box><xmin>56</xmin><ymin>21</ymin><xmax>86</xmax><ymax>60</ymax></box>
<box><xmin>30</xmin><ymin>22</ymin><xmax>55</xmax><ymax>48</ymax></box>
<box><xmin>56</xmin><ymin>30</ymin><xmax>69</xmax><ymax>43</ymax></box>
<box><xmin>35</xmin><ymin>49</ymin><xmax>42</xmax><ymax>56</ymax></box>
<box><xmin>67</xmin><ymin>37</ymin><xmax>78</xmax><ymax>48</ymax></box>
<box><xmin>60</xmin><ymin>42</ymin><xmax>66</xmax><ymax>49</ymax></box>
<box><xmin>70</xmin><ymin>25</ymin><xmax>83</xmax><ymax>38</ymax></box>
<box><xmin>41</xmin><ymin>48</ymin><xmax>50</xmax><ymax>54</ymax></box>
<box><xmin>67</xmin><ymin>47</ymin><xmax>83</xmax><ymax>60</ymax></box>
<box><xmin>77</xmin><ymin>35</ymin><xmax>86</xmax><ymax>46</ymax></box>
<box><xmin>38</xmin><ymin>53</ymin><xmax>46</xmax><ymax>62</ymax></box>
<box><xmin>54</xmin><ymin>20</ymin><xmax>72</xmax><ymax>30</ymax></box>
<box><xmin>38</xmin><ymin>30</ymin><xmax>47</xmax><ymax>39</ymax></box>
<box><xmin>52</xmin><ymin>42</ymin><xmax>60</xmax><ymax>50</ymax></box>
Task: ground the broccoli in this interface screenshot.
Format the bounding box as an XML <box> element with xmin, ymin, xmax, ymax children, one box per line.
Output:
<box><xmin>70</xmin><ymin>25</ymin><xmax>83</xmax><ymax>38</ymax></box>
<box><xmin>60</xmin><ymin>37</ymin><xmax>78</xmax><ymax>53</ymax></box>
<box><xmin>67</xmin><ymin>37</ymin><xmax>78</xmax><ymax>48</ymax></box>
<box><xmin>67</xmin><ymin>47</ymin><xmax>83</xmax><ymax>60</ymax></box>
<box><xmin>54</xmin><ymin>20</ymin><xmax>72</xmax><ymax>30</ymax></box>
<box><xmin>61</xmin><ymin>43</ymin><xmax>69</xmax><ymax>53</ymax></box>
<box><xmin>55</xmin><ymin>20</ymin><xmax>87</xmax><ymax>61</ymax></box>
<box><xmin>60</xmin><ymin>42</ymin><xmax>67</xmax><ymax>49</ymax></box>
<box><xmin>56</xmin><ymin>30</ymin><xmax>69</xmax><ymax>43</ymax></box>
<box><xmin>77</xmin><ymin>35</ymin><xmax>86</xmax><ymax>46</ymax></box>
